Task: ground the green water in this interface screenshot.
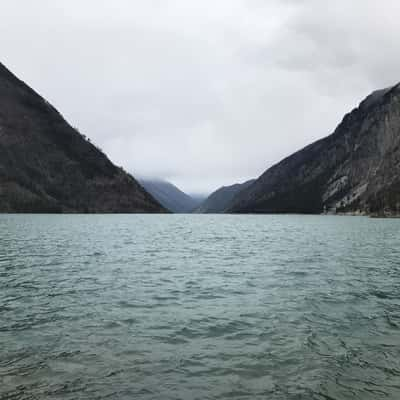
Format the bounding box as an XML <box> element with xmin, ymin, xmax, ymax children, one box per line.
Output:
<box><xmin>1</xmin><ymin>214</ymin><xmax>400</xmax><ymax>399</ymax></box>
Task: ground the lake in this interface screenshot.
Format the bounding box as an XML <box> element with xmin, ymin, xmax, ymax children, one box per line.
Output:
<box><xmin>1</xmin><ymin>214</ymin><xmax>400</xmax><ymax>399</ymax></box>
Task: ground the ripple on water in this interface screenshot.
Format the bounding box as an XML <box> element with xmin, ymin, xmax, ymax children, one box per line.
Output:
<box><xmin>1</xmin><ymin>214</ymin><xmax>400</xmax><ymax>399</ymax></box>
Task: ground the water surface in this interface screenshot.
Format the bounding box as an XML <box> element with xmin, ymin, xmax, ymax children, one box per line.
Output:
<box><xmin>1</xmin><ymin>214</ymin><xmax>400</xmax><ymax>399</ymax></box>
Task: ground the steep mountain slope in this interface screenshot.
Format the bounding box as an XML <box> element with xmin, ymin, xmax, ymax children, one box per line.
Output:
<box><xmin>228</xmin><ymin>84</ymin><xmax>400</xmax><ymax>216</ymax></box>
<box><xmin>195</xmin><ymin>180</ymin><xmax>255</xmax><ymax>213</ymax></box>
<box><xmin>139</xmin><ymin>179</ymin><xmax>202</xmax><ymax>213</ymax></box>
<box><xmin>0</xmin><ymin>62</ymin><xmax>166</xmax><ymax>213</ymax></box>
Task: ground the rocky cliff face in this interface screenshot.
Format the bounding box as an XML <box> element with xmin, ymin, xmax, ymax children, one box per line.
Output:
<box><xmin>195</xmin><ymin>180</ymin><xmax>255</xmax><ymax>213</ymax></box>
<box><xmin>228</xmin><ymin>84</ymin><xmax>400</xmax><ymax>216</ymax></box>
<box><xmin>0</xmin><ymin>62</ymin><xmax>166</xmax><ymax>213</ymax></box>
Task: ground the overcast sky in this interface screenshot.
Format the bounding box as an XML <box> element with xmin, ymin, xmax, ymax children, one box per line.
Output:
<box><xmin>2</xmin><ymin>0</ymin><xmax>400</xmax><ymax>194</ymax></box>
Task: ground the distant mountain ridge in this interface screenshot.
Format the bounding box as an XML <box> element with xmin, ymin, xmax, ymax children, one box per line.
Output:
<box><xmin>0</xmin><ymin>62</ymin><xmax>166</xmax><ymax>213</ymax></box>
<box><xmin>139</xmin><ymin>179</ymin><xmax>202</xmax><ymax>213</ymax></box>
<box><xmin>195</xmin><ymin>180</ymin><xmax>255</xmax><ymax>213</ymax></box>
<box><xmin>227</xmin><ymin>84</ymin><xmax>400</xmax><ymax>216</ymax></box>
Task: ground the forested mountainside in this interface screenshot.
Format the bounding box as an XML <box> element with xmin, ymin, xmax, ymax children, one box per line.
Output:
<box><xmin>0</xmin><ymin>62</ymin><xmax>166</xmax><ymax>213</ymax></box>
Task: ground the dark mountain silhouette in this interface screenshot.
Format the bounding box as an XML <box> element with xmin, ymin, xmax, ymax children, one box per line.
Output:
<box><xmin>227</xmin><ymin>84</ymin><xmax>400</xmax><ymax>217</ymax></box>
<box><xmin>195</xmin><ymin>180</ymin><xmax>255</xmax><ymax>213</ymax></box>
<box><xmin>0</xmin><ymin>62</ymin><xmax>166</xmax><ymax>213</ymax></box>
<box><xmin>139</xmin><ymin>179</ymin><xmax>202</xmax><ymax>213</ymax></box>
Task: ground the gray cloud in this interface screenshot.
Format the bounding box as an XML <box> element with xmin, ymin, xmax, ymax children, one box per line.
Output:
<box><xmin>1</xmin><ymin>0</ymin><xmax>400</xmax><ymax>194</ymax></box>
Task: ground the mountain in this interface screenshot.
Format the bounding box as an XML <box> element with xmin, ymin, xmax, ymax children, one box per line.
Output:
<box><xmin>0</xmin><ymin>62</ymin><xmax>166</xmax><ymax>213</ymax></box>
<box><xmin>195</xmin><ymin>180</ymin><xmax>255</xmax><ymax>213</ymax></box>
<box><xmin>227</xmin><ymin>84</ymin><xmax>400</xmax><ymax>217</ymax></box>
<box><xmin>139</xmin><ymin>179</ymin><xmax>202</xmax><ymax>213</ymax></box>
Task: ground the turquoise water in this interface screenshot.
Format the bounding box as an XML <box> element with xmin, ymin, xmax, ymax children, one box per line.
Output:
<box><xmin>1</xmin><ymin>214</ymin><xmax>400</xmax><ymax>399</ymax></box>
